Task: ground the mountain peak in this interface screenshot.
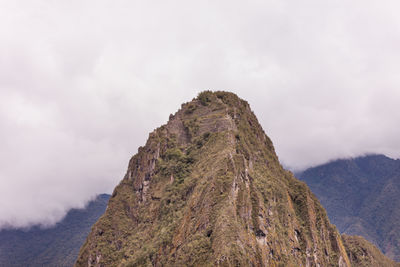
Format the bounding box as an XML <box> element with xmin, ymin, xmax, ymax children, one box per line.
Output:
<box><xmin>76</xmin><ymin>92</ymin><xmax>396</xmax><ymax>267</ymax></box>
<box><xmin>159</xmin><ymin>91</ymin><xmax>273</xmax><ymax>150</ymax></box>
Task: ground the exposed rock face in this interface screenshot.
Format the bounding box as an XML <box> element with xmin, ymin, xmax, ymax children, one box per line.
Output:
<box><xmin>343</xmin><ymin>235</ymin><xmax>399</xmax><ymax>267</ymax></box>
<box><xmin>76</xmin><ymin>91</ymin><xmax>396</xmax><ymax>266</ymax></box>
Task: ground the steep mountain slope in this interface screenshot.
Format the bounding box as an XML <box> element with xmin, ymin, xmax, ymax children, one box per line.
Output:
<box><xmin>297</xmin><ymin>155</ymin><xmax>400</xmax><ymax>262</ymax></box>
<box><xmin>76</xmin><ymin>91</ymin><xmax>396</xmax><ymax>267</ymax></box>
<box><xmin>0</xmin><ymin>194</ymin><xmax>109</xmax><ymax>267</ymax></box>
<box><xmin>343</xmin><ymin>235</ymin><xmax>399</xmax><ymax>267</ymax></box>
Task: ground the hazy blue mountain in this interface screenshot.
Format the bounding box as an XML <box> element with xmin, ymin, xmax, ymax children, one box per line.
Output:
<box><xmin>297</xmin><ymin>154</ymin><xmax>400</xmax><ymax>261</ymax></box>
<box><xmin>0</xmin><ymin>194</ymin><xmax>110</xmax><ymax>267</ymax></box>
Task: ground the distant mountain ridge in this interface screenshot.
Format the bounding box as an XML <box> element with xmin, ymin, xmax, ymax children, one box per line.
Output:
<box><xmin>0</xmin><ymin>194</ymin><xmax>110</xmax><ymax>267</ymax></box>
<box><xmin>297</xmin><ymin>154</ymin><xmax>400</xmax><ymax>261</ymax></box>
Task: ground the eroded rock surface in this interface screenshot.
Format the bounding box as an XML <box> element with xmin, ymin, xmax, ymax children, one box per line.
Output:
<box><xmin>76</xmin><ymin>91</ymin><xmax>396</xmax><ymax>267</ymax></box>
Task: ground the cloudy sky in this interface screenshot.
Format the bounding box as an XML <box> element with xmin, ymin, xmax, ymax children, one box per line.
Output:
<box><xmin>1</xmin><ymin>0</ymin><xmax>400</xmax><ymax>229</ymax></box>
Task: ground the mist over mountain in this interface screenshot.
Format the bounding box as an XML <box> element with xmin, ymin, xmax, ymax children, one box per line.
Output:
<box><xmin>2</xmin><ymin>1</ymin><xmax>400</xmax><ymax>230</ymax></box>
<box><xmin>76</xmin><ymin>92</ymin><xmax>397</xmax><ymax>266</ymax></box>
<box><xmin>0</xmin><ymin>194</ymin><xmax>109</xmax><ymax>267</ymax></box>
<box><xmin>297</xmin><ymin>154</ymin><xmax>400</xmax><ymax>261</ymax></box>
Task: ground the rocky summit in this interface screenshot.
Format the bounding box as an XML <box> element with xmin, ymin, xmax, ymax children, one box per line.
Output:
<box><xmin>76</xmin><ymin>91</ymin><xmax>398</xmax><ymax>267</ymax></box>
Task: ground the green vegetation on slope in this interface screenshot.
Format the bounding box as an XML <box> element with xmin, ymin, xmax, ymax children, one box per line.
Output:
<box><xmin>343</xmin><ymin>235</ymin><xmax>399</xmax><ymax>267</ymax></box>
<box><xmin>76</xmin><ymin>91</ymin><xmax>393</xmax><ymax>267</ymax></box>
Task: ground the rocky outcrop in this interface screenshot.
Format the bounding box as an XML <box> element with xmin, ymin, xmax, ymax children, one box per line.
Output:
<box><xmin>343</xmin><ymin>235</ymin><xmax>399</xmax><ymax>267</ymax></box>
<box><xmin>76</xmin><ymin>91</ymin><xmax>395</xmax><ymax>266</ymax></box>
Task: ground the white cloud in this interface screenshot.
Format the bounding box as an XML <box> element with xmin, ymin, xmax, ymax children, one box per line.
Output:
<box><xmin>1</xmin><ymin>0</ymin><xmax>400</xmax><ymax>228</ymax></box>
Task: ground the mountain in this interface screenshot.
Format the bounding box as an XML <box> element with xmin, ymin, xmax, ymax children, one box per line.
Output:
<box><xmin>297</xmin><ymin>154</ymin><xmax>400</xmax><ymax>262</ymax></box>
<box><xmin>76</xmin><ymin>91</ymin><xmax>397</xmax><ymax>266</ymax></box>
<box><xmin>342</xmin><ymin>235</ymin><xmax>399</xmax><ymax>267</ymax></box>
<box><xmin>0</xmin><ymin>194</ymin><xmax>110</xmax><ymax>267</ymax></box>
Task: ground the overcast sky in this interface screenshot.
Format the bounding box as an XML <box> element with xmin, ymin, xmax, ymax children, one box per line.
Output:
<box><xmin>1</xmin><ymin>0</ymin><xmax>400</xmax><ymax>229</ymax></box>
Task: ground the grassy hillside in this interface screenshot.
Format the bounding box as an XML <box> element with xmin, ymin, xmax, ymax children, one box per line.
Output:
<box><xmin>76</xmin><ymin>92</ymin><xmax>396</xmax><ymax>266</ymax></box>
<box><xmin>343</xmin><ymin>234</ymin><xmax>398</xmax><ymax>267</ymax></box>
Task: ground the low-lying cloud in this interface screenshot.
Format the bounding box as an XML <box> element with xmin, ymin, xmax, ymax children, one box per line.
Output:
<box><xmin>1</xmin><ymin>0</ymin><xmax>400</xmax><ymax>228</ymax></box>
